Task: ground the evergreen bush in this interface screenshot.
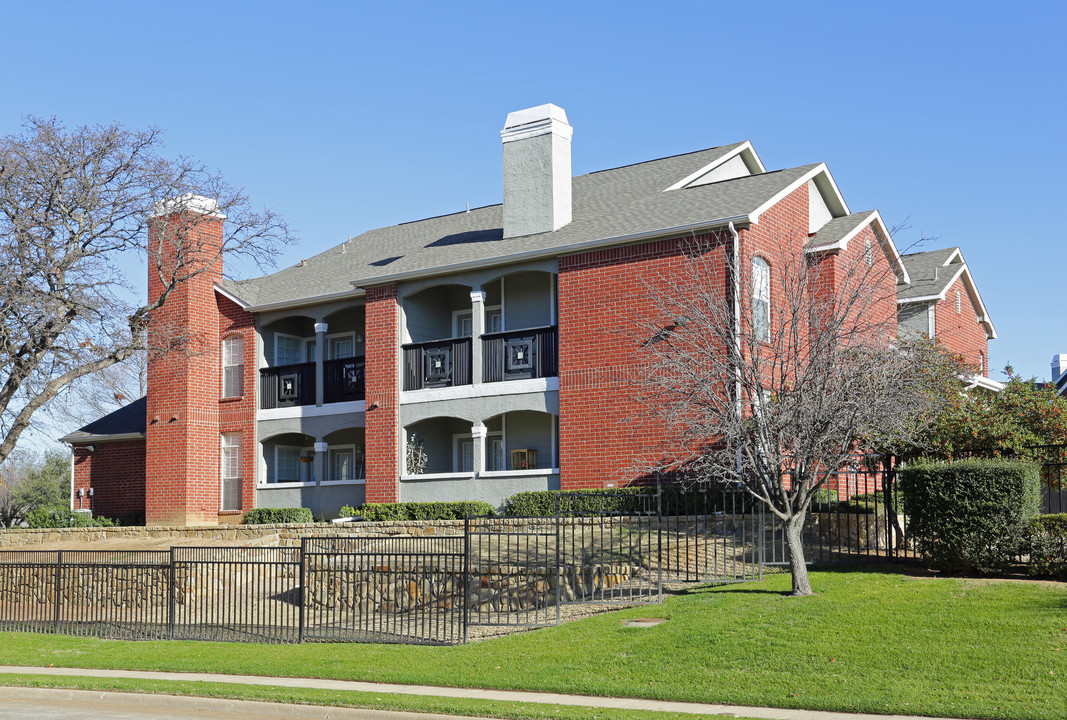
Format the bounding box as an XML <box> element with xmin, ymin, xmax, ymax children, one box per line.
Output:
<box><xmin>341</xmin><ymin>501</ymin><xmax>494</xmax><ymax>521</ymax></box>
<box><xmin>1027</xmin><ymin>513</ymin><xmax>1067</xmax><ymax>579</ymax></box>
<box><xmin>241</xmin><ymin>507</ymin><xmax>314</xmax><ymax>524</ymax></box>
<box><xmin>898</xmin><ymin>459</ymin><xmax>1040</xmax><ymax>573</ymax></box>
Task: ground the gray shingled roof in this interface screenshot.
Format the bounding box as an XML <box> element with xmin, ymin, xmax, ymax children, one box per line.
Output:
<box><xmin>897</xmin><ymin>248</ymin><xmax>962</xmax><ymax>301</ymax></box>
<box><xmin>806</xmin><ymin>211</ymin><xmax>877</xmax><ymax>249</ymax></box>
<box><xmin>59</xmin><ymin>397</ymin><xmax>146</xmax><ymax>444</ymax></box>
<box><xmin>222</xmin><ymin>143</ymin><xmax>822</xmax><ymax>309</ymax></box>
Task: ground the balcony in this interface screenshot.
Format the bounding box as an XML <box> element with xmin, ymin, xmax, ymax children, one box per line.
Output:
<box><xmin>259</xmin><ymin>357</ymin><xmax>366</xmax><ymax>410</ymax></box>
<box><xmin>259</xmin><ymin>362</ymin><xmax>315</xmax><ymax>409</ymax></box>
<box><xmin>324</xmin><ymin>357</ymin><xmax>365</xmax><ymax>403</ymax></box>
<box><xmin>482</xmin><ymin>326</ymin><xmax>557</xmax><ymax>383</ymax></box>
<box><xmin>402</xmin><ymin>338</ymin><xmax>472</xmax><ymax>391</ymax></box>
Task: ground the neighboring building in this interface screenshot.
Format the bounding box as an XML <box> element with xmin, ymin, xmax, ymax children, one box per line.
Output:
<box><xmin>61</xmin><ymin>103</ymin><xmax>984</xmax><ymax>526</ymax></box>
<box><xmin>896</xmin><ymin>247</ymin><xmax>1000</xmax><ymax>391</ymax></box>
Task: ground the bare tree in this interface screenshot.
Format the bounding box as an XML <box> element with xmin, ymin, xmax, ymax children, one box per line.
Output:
<box><xmin>635</xmin><ymin>226</ymin><xmax>953</xmax><ymax>595</ymax></box>
<box><xmin>0</xmin><ymin>117</ymin><xmax>292</xmax><ymax>465</ymax></box>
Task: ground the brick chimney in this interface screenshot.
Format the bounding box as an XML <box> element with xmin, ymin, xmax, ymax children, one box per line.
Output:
<box><xmin>144</xmin><ymin>195</ymin><xmax>225</xmax><ymax>527</ymax></box>
<box><xmin>501</xmin><ymin>104</ymin><xmax>573</xmax><ymax>239</ymax></box>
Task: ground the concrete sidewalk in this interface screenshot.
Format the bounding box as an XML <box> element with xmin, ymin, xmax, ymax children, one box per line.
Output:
<box><xmin>0</xmin><ymin>665</ymin><xmax>972</xmax><ymax>720</ymax></box>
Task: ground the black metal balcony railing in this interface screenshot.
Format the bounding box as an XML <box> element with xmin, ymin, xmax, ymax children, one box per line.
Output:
<box><xmin>324</xmin><ymin>357</ymin><xmax>366</xmax><ymax>403</ymax></box>
<box><xmin>403</xmin><ymin>338</ymin><xmax>472</xmax><ymax>391</ymax></box>
<box><xmin>483</xmin><ymin>326</ymin><xmax>558</xmax><ymax>383</ymax></box>
<box><xmin>260</xmin><ymin>362</ymin><xmax>315</xmax><ymax>409</ymax></box>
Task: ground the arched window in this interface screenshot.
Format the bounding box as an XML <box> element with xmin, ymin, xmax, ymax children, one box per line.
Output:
<box><xmin>752</xmin><ymin>256</ymin><xmax>771</xmax><ymax>342</ymax></box>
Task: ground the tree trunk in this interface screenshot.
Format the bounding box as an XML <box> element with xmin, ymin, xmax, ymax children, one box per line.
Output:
<box><xmin>784</xmin><ymin>512</ymin><xmax>813</xmax><ymax>596</ymax></box>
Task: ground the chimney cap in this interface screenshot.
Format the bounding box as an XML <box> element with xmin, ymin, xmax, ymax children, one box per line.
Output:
<box><xmin>504</xmin><ymin>103</ymin><xmax>569</xmax><ymax>129</ymax></box>
<box><xmin>150</xmin><ymin>193</ymin><xmax>226</xmax><ymax>219</ymax></box>
<box><xmin>502</xmin><ymin>103</ymin><xmax>572</xmax><ymax>143</ymax></box>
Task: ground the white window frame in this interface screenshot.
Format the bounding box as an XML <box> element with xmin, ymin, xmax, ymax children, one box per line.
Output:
<box><xmin>326</xmin><ymin>332</ymin><xmax>357</xmax><ymax>360</ymax></box>
<box><xmin>451</xmin><ymin>431</ymin><xmax>503</xmax><ymax>472</ymax></box>
<box><xmin>326</xmin><ymin>444</ymin><xmax>362</xmax><ymax>482</ymax></box>
<box><xmin>274</xmin><ymin>444</ymin><xmax>312</xmax><ymax>484</ymax></box>
<box><xmin>274</xmin><ymin>333</ymin><xmax>311</xmax><ymax>366</ymax></box>
<box><xmin>955</xmin><ymin>289</ymin><xmax>962</xmax><ymax>314</ymax></box>
<box><xmin>221</xmin><ymin>433</ymin><xmax>241</xmax><ymax>511</ymax></box>
<box><xmin>864</xmin><ymin>237</ymin><xmax>873</xmax><ymax>267</ymax></box>
<box><xmin>751</xmin><ymin>256</ymin><xmax>771</xmax><ymax>343</ymax></box>
<box><xmin>221</xmin><ymin>335</ymin><xmax>244</xmax><ymax>399</ymax></box>
<box><xmin>453</xmin><ymin>305</ymin><xmax>502</xmax><ymax>338</ymax></box>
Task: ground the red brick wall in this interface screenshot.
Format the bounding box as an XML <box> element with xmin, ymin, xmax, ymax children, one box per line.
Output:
<box><xmin>934</xmin><ymin>276</ymin><xmax>989</xmax><ymax>376</ymax></box>
<box><xmin>364</xmin><ymin>284</ymin><xmax>400</xmax><ymax>502</ymax></box>
<box><xmin>558</xmin><ymin>233</ymin><xmax>731</xmax><ymax>488</ymax></box>
<box><xmin>217</xmin><ymin>293</ymin><xmax>257</xmax><ymax>512</ymax></box>
<box><xmin>145</xmin><ymin>212</ymin><xmax>224</xmax><ymax>526</ymax></box>
<box><xmin>557</xmin><ymin>183</ymin><xmax>901</xmax><ymax>490</ymax></box>
<box><xmin>72</xmin><ymin>440</ymin><xmax>146</xmax><ymax>521</ymax></box>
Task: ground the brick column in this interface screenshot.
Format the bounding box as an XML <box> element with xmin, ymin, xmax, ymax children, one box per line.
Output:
<box><xmin>364</xmin><ymin>285</ymin><xmax>400</xmax><ymax>502</ymax></box>
<box><xmin>145</xmin><ymin>197</ymin><xmax>224</xmax><ymax>526</ymax></box>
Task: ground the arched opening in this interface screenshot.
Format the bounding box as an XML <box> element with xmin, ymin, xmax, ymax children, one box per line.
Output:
<box><xmin>403</xmin><ymin>416</ymin><xmax>473</xmax><ymax>475</ymax></box>
<box><xmin>261</xmin><ymin>432</ymin><xmax>316</xmax><ymax>484</ymax></box>
<box><xmin>483</xmin><ymin>410</ymin><xmax>558</xmax><ymax>473</ymax></box>
<box><xmin>402</xmin><ymin>284</ymin><xmax>474</xmax><ymax>390</ymax></box>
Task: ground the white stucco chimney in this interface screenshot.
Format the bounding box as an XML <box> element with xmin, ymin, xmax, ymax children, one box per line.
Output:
<box><xmin>501</xmin><ymin>103</ymin><xmax>573</xmax><ymax>239</ymax></box>
<box><xmin>1052</xmin><ymin>354</ymin><xmax>1067</xmax><ymax>383</ymax></box>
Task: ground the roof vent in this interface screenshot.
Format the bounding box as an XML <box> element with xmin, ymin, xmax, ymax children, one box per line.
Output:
<box><xmin>501</xmin><ymin>104</ymin><xmax>572</xmax><ymax>239</ymax></box>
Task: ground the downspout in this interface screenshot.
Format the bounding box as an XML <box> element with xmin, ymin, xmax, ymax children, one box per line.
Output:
<box><xmin>729</xmin><ymin>221</ymin><xmax>743</xmax><ymax>475</ymax></box>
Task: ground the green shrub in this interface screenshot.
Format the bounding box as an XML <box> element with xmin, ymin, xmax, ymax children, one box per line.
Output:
<box><xmin>1027</xmin><ymin>513</ymin><xmax>1067</xmax><ymax>579</ymax></box>
<box><xmin>346</xmin><ymin>501</ymin><xmax>495</xmax><ymax>522</ymax></box>
<box><xmin>24</xmin><ymin>508</ymin><xmax>117</xmax><ymax>528</ymax></box>
<box><xmin>503</xmin><ymin>487</ymin><xmax>654</xmax><ymax>517</ymax></box>
<box><xmin>241</xmin><ymin>507</ymin><xmax>314</xmax><ymax>525</ymax></box>
<box><xmin>898</xmin><ymin>459</ymin><xmax>1040</xmax><ymax>573</ymax></box>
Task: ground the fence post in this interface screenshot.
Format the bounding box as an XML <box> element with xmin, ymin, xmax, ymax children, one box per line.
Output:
<box><xmin>52</xmin><ymin>550</ymin><xmax>62</xmax><ymax>633</ymax></box>
<box><xmin>463</xmin><ymin>515</ymin><xmax>470</xmax><ymax>644</ymax></box>
<box><xmin>167</xmin><ymin>547</ymin><xmax>176</xmax><ymax>640</ymax></box>
<box><xmin>298</xmin><ymin>537</ymin><xmax>306</xmax><ymax>643</ymax></box>
<box><xmin>656</xmin><ymin>484</ymin><xmax>663</xmax><ymax>604</ymax></box>
<box><xmin>554</xmin><ymin>493</ymin><xmax>561</xmax><ymax>626</ymax></box>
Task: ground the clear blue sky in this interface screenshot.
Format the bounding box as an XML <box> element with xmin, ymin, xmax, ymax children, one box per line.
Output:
<box><xmin>2</xmin><ymin>0</ymin><xmax>1064</xmax><ymax>382</ymax></box>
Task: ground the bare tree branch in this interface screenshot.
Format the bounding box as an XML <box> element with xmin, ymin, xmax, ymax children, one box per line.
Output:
<box><xmin>632</xmin><ymin>223</ymin><xmax>955</xmax><ymax>595</ymax></box>
<box><xmin>0</xmin><ymin>117</ymin><xmax>293</xmax><ymax>461</ymax></box>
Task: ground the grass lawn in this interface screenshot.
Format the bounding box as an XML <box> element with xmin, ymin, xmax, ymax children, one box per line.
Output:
<box><xmin>0</xmin><ymin>566</ymin><xmax>1062</xmax><ymax>719</ymax></box>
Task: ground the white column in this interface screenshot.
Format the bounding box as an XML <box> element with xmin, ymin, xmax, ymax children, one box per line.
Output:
<box><xmin>471</xmin><ymin>423</ymin><xmax>487</xmax><ymax>477</ymax></box>
<box><xmin>470</xmin><ymin>290</ymin><xmax>485</xmax><ymax>385</ymax></box>
<box><xmin>314</xmin><ymin>321</ymin><xmax>328</xmax><ymax>406</ymax></box>
<box><xmin>314</xmin><ymin>440</ymin><xmax>328</xmax><ymax>485</ymax></box>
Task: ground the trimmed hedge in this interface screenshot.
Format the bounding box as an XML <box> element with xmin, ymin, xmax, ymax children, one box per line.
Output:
<box><xmin>899</xmin><ymin>459</ymin><xmax>1040</xmax><ymax>573</ymax></box>
<box><xmin>503</xmin><ymin>487</ymin><xmax>653</xmax><ymax>517</ymax></box>
<box><xmin>341</xmin><ymin>501</ymin><xmax>495</xmax><ymax>522</ymax></box>
<box><xmin>242</xmin><ymin>507</ymin><xmax>314</xmax><ymax>525</ymax></box>
<box><xmin>1027</xmin><ymin>513</ymin><xmax>1067</xmax><ymax>579</ymax></box>
<box><xmin>24</xmin><ymin>509</ymin><xmax>117</xmax><ymax>528</ymax></box>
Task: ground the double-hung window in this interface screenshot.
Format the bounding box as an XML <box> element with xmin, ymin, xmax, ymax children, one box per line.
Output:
<box><xmin>221</xmin><ymin>336</ymin><xmax>244</xmax><ymax>398</ymax></box>
<box><xmin>221</xmin><ymin>433</ymin><xmax>241</xmax><ymax>511</ymax></box>
<box><xmin>751</xmin><ymin>256</ymin><xmax>771</xmax><ymax>343</ymax></box>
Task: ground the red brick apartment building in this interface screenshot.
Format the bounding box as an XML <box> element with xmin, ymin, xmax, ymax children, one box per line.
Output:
<box><xmin>60</xmin><ymin>104</ymin><xmax>996</xmax><ymax>525</ymax></box>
